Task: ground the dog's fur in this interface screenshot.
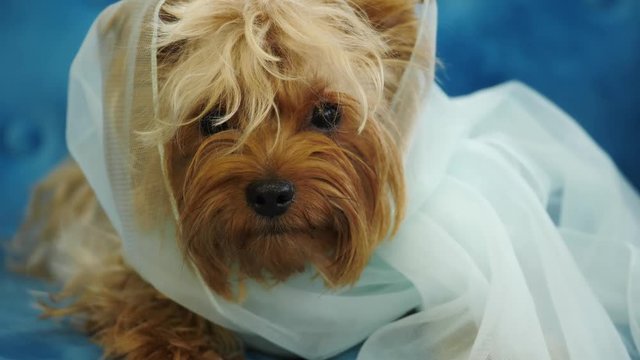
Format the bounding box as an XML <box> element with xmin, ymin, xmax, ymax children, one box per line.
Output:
<box><xmin>10</xmin><ymin>1</ymin><xmax>423</xmax><ymax>358</ymax></box>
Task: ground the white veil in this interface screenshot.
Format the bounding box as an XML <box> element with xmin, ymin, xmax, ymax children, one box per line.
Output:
<box><xmin>66</xmin><ymin>0</ymin><xmax>639</xmax><ymax>359</ymax></box>
<box><xmin>368</xmin><ymin>82</ymin><xmax>640</xmax><ymax>359</ymax></box>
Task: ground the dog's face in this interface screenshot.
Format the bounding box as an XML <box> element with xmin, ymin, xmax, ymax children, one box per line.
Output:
<box><xmin>157</xmin><ymin>0</ymin><xmax>417</xmax><ymax>298</ymax></box>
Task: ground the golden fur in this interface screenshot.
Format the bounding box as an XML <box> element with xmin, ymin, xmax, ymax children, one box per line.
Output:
<box><xmin>10</xmin><ymin>0</ymin><xmax>422</xmax><ymax>358</ymax></box>
<box><xmin>159</xmin><ymin>0</ymin><xmax>415</xmax><ymax>298</ymax></box>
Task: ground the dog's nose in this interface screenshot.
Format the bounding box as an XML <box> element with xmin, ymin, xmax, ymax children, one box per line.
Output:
<box><xmin>246</xmin><ymin>180</ymin><xmax>295</xmax><ymax>217</ymax></box>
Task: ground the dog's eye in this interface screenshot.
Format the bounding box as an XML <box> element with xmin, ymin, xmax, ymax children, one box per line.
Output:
<box><xmin>200</xmin><ymin>107</ymin><xmax>229</xmax><ymax>136</ymax></box>
<box><xmin>311</xmin><ymin>103</ymin><xmax>341</xmax><ymax>131</ymax></box>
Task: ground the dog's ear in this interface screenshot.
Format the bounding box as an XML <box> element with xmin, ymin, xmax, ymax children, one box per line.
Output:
<box><xmin>351</xmin><ymin>0</ymin><xmax>435</xmax><ymax>152</ymax></box>
<box><xmin>350</xmin><ymin>0</ymin><xmax>420</xmax><ymax>99</ymax></box>
<box><xmin>351</xmin><ymin>0</ymin><xmax>419</xmax><ymax>41</ymax></box>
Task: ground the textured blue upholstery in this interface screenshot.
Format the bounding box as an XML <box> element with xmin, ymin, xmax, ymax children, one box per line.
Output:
<box><xmin>437</xmin><ymin>0</ymin><xmax>640</xmax><ymax>188</ymax></box>
<box><xmin>1</xmin><ymin>0</ymin><xmax>638</xmax><ymax>359</ymax></box>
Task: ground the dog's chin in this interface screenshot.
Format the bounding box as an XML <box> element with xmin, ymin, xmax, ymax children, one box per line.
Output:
<box><xmin>235</xmin><ymin>225</ymin><xmax>339</xmax><ymax>281</ymax></box>
<box><xmin>250</xmin><ymin>222</ymin><xmax>304</xmax><ymax>237</ymax></box>
<box><xmin>184</xmin><ymin>217</ymin><xmax>346</xmax><ymax>300</ymax></box>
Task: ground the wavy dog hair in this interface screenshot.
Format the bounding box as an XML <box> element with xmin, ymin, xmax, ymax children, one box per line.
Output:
<box><xmin>157</xmin><ymin>0</ymin><xmax>418</xmax><ymax>298</ymax></box>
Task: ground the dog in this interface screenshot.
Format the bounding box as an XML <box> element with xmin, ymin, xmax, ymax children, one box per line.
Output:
<box><xmin>10</xmin><ymin>0</ymin><xmax>430</xmax><ymax>358</ymax></box>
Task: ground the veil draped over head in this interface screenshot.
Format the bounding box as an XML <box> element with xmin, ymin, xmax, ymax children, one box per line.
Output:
<box><xmin>67</xmin><ymin>0</ymin><xmax>639</xmax><ymax>359</ymax></box>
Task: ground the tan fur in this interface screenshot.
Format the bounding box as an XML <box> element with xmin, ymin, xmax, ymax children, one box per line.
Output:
<box><xmin>159</xmin><ymin>0</ymin><xmax>415</xmax><ymax>298</ymax></box>
<box><xmin>8</xmin><ymin>160</ymin><xmax>105</xmax><ymax>280</ymax></box>
<box><xmin>11</xmin><ymin>161</ymin><xmax>243</xmax><ymax>359</ymax></box>
<box><xmin>10</xmin><ymin>0</ymin><xmax>422</xmax><ymax>358</ymax></box>
<box><xmin>45</xmin><ymin>252</ymin><xmax>242</xmax><ymax>360</ymax></box>
<box><xmin>168</xmin><ymin>86</ymin><xmax>406</xmax><ymax>298</ymax></box>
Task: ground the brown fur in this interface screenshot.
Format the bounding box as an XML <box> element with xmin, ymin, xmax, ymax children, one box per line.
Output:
<box><xmin>10</xmin><ymin>0</ymin><xmax>421</xmax><ymax>358</ymax></box>
<box><xmin>159</xmin><ymin>0</ymin><xmax>415</xmax><ymax>299</ymax></box>
<box><xmin>168</xmin><ymin>87</ymin><xmax>406</xmax><ymax>298</ymax></box>
<box><xmin>46</xmin><ymin>256</ymin><xmax>242</xmax><ymax>360</ymax></box>
<box><xmin>11</xmin><ymin>161</ymin><xmax>243</xmax><ymax>360</ymax></box>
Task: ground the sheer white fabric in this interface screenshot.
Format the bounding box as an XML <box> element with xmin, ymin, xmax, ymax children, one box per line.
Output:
<box><xmin>66</xmin><ymin>0</ymin><xmax>639</xmax><ymax>359</ymax></box>
<box><xmin>365</xmin><ymin>83</ymin><xmax>640</xmax><ymax>359</ymax></box>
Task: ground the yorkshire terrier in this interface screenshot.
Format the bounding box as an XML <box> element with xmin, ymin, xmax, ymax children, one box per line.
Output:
<box><xmin>11</xmin><ymin>0</ymin><xmax>427</xmax><ymax>358</ymax></box>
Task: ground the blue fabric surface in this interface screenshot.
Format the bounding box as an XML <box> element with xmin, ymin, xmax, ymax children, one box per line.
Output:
<box><xmin>436</xmin><ymin>0</ymin><xmax>640</xmax><ymax>188</ymax></box>
<box><xmin>0</xmin><ymin>262</ymin><xmax>102</xmax><ymax>360</ymax></box>
<box><xmin>1</xmin><ymin>0</ymin><xmax>638</xmax><ymax>359</ymax></box>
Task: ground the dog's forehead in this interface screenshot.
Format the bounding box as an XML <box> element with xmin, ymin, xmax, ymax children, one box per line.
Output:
<box><xmin>156</xmin><ymin>0</ymin><xmax>385</xmax><ymax>132</ymax></box>
<box><xmin>272</xmin><ymin>78</ymin><xmax>354</xmax><ymax>108</ymax></box>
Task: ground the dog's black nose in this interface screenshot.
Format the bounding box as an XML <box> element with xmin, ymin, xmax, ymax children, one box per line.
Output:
<box><xmin>246</xmin><ymin>180</ymin><xmax>295</xmax><ymax>217</ymax></box>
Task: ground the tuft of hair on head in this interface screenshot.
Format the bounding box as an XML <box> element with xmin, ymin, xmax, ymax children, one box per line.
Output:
<box><xmin>151</xmin><ymin>0</ymin><xmax>391</xmax><ymax>147</ymax></box>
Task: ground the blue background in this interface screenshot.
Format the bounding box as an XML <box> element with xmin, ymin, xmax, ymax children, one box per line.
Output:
<box><xmin>1</xmin><ymin>0</ymin><xmax>638</xmax><ymax>359</ymax></box>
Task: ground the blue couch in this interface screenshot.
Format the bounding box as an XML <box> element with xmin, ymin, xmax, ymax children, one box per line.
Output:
<box><xmin>1</xmin><ymin>0</ymin><xmax>638</xmax><ymax>359</ymax></box>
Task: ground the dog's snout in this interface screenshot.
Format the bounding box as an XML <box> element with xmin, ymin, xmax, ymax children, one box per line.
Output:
<box><xmin>246</xmin><ymin>180</ymin><xmax>295</xmax><ymax>217</ymax></box>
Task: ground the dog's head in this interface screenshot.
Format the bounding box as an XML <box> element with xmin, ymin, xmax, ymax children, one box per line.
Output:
<box><xmin>156</xmin><ymin>0</ymin><xmax>418</xmax><ymax>298</ymax></box>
